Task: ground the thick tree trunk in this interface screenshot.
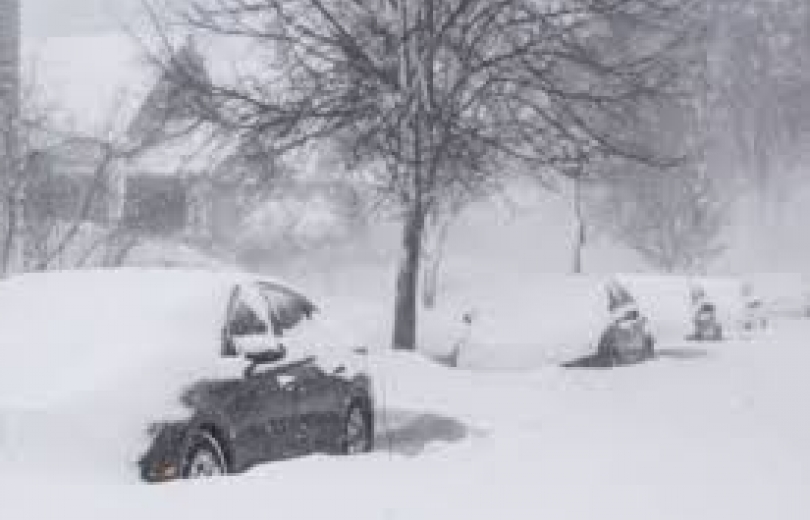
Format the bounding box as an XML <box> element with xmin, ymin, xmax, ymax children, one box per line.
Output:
<box><xmin>392</xmin><ymin>202</ymin><xmax>425</xmax><ymax>350</ymax></box>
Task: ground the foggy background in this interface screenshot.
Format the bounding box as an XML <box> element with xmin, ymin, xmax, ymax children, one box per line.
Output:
<box><xmin>24</xmin><ymin>0</ymin><xmax>145</xmax><ymax>37</ymax></box>
<box><xmin>3</xmin><ymin>4</ymin><xmax>810</xmax><ymax>517</ymax></box>
<box><xmin>11</xmin><ymin>0</ymin><xmax>810</xmax><ymax>280</ymax></box>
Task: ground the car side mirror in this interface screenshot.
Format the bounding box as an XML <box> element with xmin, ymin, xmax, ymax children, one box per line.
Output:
<box><xmin>229</xmin><ymin>313</ymin><xmax>268</xmax><ymax>337</ymax></box>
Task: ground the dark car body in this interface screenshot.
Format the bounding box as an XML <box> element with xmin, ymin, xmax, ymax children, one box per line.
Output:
<box><xmin>563</xmin><ymin>314</ymin><xmax>655</xmax><ymax>369</ymax></box>
<box><xmin>598</xmin><ymin>317</ymin><xmax>656</xmax><ymax>365</ymax></box>
<box><xmin>140</xmin><ymin>359</ymin><xmax>372</xmax><ymax>482</ymax></box>
<box><xmin>688</xmin><ymin>303</ymin><xmax>723</xmax><ymax>341</ymax></box>
<box><xmin>136</xmin><ymin>278</ymin><xmax>374</xmax><ymax>482</ymax></box>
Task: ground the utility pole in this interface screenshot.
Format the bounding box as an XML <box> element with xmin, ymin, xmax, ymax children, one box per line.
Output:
<box><xmin>0</xmin><ymin>0</ymin><xmax>22</xmax><ymax>274</ymax></box>
<box><xmin>0</xmin><ymin>0</ymin><xmax>19</xmax><ymax>105</ymax></box>
<box><xmin>573</xmin><ymin>174</ymin><xmax>584</xmax><ymax>274</ymax></box>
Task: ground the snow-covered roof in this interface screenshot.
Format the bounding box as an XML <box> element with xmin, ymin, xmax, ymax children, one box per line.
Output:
<box><xmin>24</xmin><ymin>32</ymin><xmax>277</xmax><ymax>179</ymax></box>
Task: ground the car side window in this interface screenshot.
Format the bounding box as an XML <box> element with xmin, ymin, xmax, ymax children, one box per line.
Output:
<box><xmin>226</xmin><ymin>285</ymin><xmax>271</xmax><ymax>337</ymax></box>
<box><xmin>258</xmin><ymin>284</ymin><xmax>315</xmax><ymax>336</ymax></box>
<box><xmin>229</xmin><ymin>299</ymin><xmax>267</xmax><ymax>336</ymax></box>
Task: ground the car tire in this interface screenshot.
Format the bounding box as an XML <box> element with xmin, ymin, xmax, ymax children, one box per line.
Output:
<box><xmin>182</xmin><ymin>430</ymin><xmax>228</xmax><ymax>479</ymax></box>
<box><xmin>711</xmin><ymin>324</ymin><xmax>723</xmax><ymax>341</ymax></box>
<box><xmin>340</xmin><ymin>403</ymin><xmax>373</xmax><ymax>455</ymax></box>
<box><xmin>643</xmin><ymin>334</ymin><xmax>655</xmax><ymax>358</ymax></box>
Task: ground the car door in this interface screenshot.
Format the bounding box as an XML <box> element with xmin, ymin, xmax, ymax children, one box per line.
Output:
<box><xmin>221</xmin><ymin>284</ymin><xmax>301</xmax><ymax>465</ymax></box>
<box><xmin>239</xmin><ymin>363</ymin><xmax>303</xmax><ymax>461</ymax></box>
<box><xmin>256</xmin><ymin>283</ymin><xmax>346</xmax><ymax>453</ymax></box>
<box><xmin>222</xmin><ymin>367</ymin><xmax>299</xmax><ymax>466</ymax></box>
<box><xmin>285</xmin><ymin>361</ymin><xmax>346</xmax><ymax>453</ymax></box>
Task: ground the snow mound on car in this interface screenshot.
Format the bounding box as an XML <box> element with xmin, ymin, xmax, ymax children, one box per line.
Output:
<box><xmin>0</xmin><ymin>270</ymin><xmax>248</xmax><ymax>480</ymax></box>
<box><xmin>0</xmin><ymin>269</ymin><xmax>246</xmax><ymax>409</ymax></box>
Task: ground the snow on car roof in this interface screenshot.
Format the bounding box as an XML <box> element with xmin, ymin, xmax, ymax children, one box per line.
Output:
<box><xmin>0</xmin><ymin>268</ymin><xmax>309</xmax><ymax>409</ymax></box>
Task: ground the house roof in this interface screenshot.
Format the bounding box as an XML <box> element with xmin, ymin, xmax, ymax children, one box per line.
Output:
<box><xmin>25</xmin><ymin>32</ymin><xmax>243</xmax><ymax>178</ymax></box>
<box><xmin>24</xmin><ymin>31</ymin><xmax>351</xmax><ymax>183</ymax></box>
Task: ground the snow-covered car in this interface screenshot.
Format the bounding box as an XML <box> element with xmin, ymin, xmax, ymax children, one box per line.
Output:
<box><xmin>687</xmin><ymin>286</ymin><xmax>723</xmax><ymax>341</ymax></box>
<box><xmin>563</xmin><ymin>282</ymin><xmax>655</xmax><ymax>368</ymax></box>
<box><xmin>0</xmin><ymin>269</ymin><xmax>373</xmax><ymax>483</ymax></box>
<box><xmin>689</xmin><ymin>302</ymin><xmax>723</xmax><ymax>341</ymax></box>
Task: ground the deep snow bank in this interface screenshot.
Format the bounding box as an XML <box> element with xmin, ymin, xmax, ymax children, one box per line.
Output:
<box><xmin>4</xmin><ymin>320</ymin><xmax>810</xmax><ymax>520</ymax></box>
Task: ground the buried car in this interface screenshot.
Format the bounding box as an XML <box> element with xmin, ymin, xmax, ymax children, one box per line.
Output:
<box><xmin>563</xmin><ymin>282</ymin><xmax>655</xmax><ymax>368</ymax></box>
<box><xmin>687</xmin><ymin>286</ymin><xmax>723</xmax><ymax>342</ymax></box>
<box><xmin>0</xmin><ymin>269</ymin><xmax>373</xmax><ymax>483</ymax></box>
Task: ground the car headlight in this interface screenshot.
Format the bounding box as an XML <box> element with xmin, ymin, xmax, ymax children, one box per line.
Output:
<box><xmin>141</xmin><ymin>422</ymin><xmax>184</xmax><ymax>482</ymax></box>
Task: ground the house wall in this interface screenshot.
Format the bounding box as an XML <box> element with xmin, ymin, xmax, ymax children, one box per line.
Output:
<box><xmin>26</xmin><ymin>151</ymin><xmax>115</xmax><ymax>225</ymax></box>
<box><xmin>121</xmin><ymin>175</ymin><xmax>189</xmax><ymax>234</ymax></box>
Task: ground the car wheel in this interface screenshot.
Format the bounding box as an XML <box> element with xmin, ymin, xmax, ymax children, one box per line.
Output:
<box><xmin>342</xmin><ymin>403</ymin><xmax>373</xmax><ymax>455</ymax></box>
<box><xmin>642</xmin><ymin>335</ymin><xmax>655</xmax><ymax>359</ymax></box>
<box><xmin>713</xmin><ymin>324</ymin><xmax>723</xmax><ymax>341</ymax></box>
<box><xmin>182</xmin><ymin>431</ymin><xmax>228</xmax><ymax>479</ymax></box>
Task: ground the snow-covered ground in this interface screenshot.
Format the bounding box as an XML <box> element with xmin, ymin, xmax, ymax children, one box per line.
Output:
<box><xmin>0</xmin><ymin>176</ymin><xmax>805</xmax><ymax>517</ymax></box>
<box><xmin>11</xmin><ymin>13</ymin><xmax>810</xmax><ymax>520</ymax></box>
<box><xmin>3</xmin><ymin>310</ymin><xmax>809</xmax><ymax>519</ymax></box>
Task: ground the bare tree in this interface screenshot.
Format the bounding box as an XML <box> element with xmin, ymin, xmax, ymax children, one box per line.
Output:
<box><xmin>706</xmin><ymin>0</ymin><xmax>810</xmax><ymax>217</ymax></box>
<box><xmin>1</xmin><ymin>0</ymin><xmax>148</xmax><ymax>274</ymax></box>
<box><xmin>593</xmin><ymin>161</ymin><xmax>727</xmax><ymax>273</ymax></box>
<box><xmin>147</xmin><ymin>0</ymin><xmax>699</xmax><ymax>349</ymax></box>
<box><xmin>23</xmin><ymin>135</ymin><xmax>144</xmax><ymax>271</ymax></box>
<box><xmin>0</xmin><ymin>77</ymin><xmax>180</xmax><ymax>273</ymax></box>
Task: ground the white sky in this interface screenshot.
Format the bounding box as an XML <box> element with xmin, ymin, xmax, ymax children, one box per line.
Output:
<box><xmin>24</xmin><ymin>0</ymin><xmax>162</xmax><ymax>38</ymax></box>
<box><xmin>22</xmin><ymin>1</ymin><xmax>190</xmax><ymax>130</ymax></box>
